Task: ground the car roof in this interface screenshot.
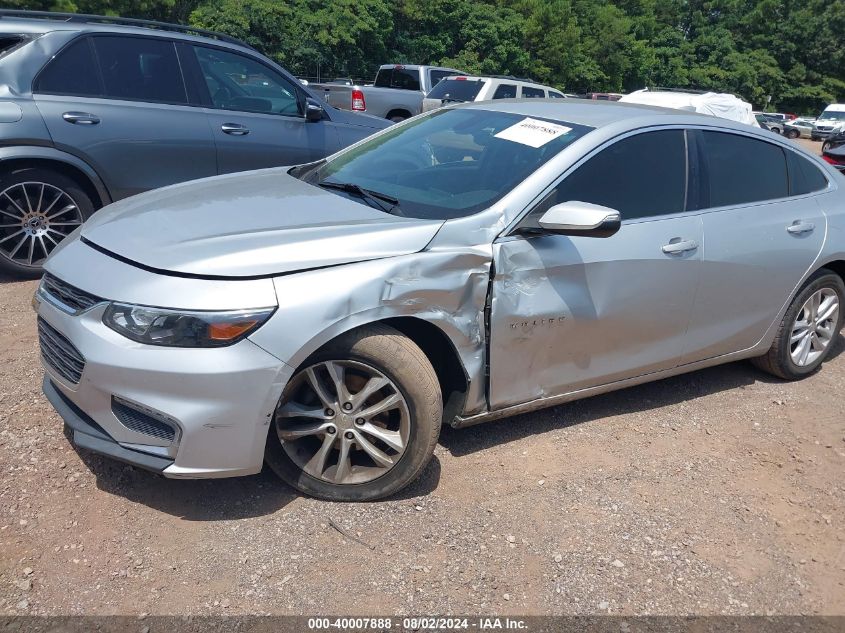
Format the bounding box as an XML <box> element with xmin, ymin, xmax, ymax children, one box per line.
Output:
<box><xmin>0</xmin><ymin>14</ymin><xmax>253</xmax><ymax>51</ymax></box>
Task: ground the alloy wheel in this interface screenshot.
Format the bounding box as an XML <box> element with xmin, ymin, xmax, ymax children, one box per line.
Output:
<box><xmin>275</xmin><ymin>360</ymin><xmax>410</xmax><ymax>485</ymax></box>
<box><xmin>790</xmin><ymin>288</ymin><xmax>840</xmax><ymax>367</ymax></box>
<box><xmin>0</xmin><ymin>182</ymin><xmax>82</xmax><ymax>269</ymax></box>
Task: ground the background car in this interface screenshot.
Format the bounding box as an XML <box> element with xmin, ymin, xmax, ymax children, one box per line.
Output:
<box><xmin>755</xmin><ymin>113</ymin><xmax>784</xmax><ymax>133</ymax></box>
<box><xmin>0</xmin><ymin>10</ymin><xmax>390</xmax><ymax>277</ymax></box>
<box><xmin>821</xmin><ymin>127</ymin><xmax>845</xmax><ymax>153</ymax></box>
<box><xmin>822</xmin><ymin>143</ymin><xmax>845</xmax><ymax>173</ymax></box>
<box><xmin>783</xmin><ymin>119</ymin><xmax>815</xmax><ymax>139</ymax></box>
<box><xmin>421</xmin><ymin>75</ymin><xmax>567</xmax><ymax>112</ymax></box>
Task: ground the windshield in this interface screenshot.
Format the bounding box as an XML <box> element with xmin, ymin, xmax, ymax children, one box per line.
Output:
<box><xmin>427</xmin><ymin>78</ymin><xmax>486</xmax><ymax>102</ymax></box>
<box><xmin>820</xmin><ymin>110</ymin><xmax>845</xmax><ymax>121</ymax></box>
<box><xmin>304</xmin><ymin>108</ymin><xmax>592</xmax><ymax>220</ymax></box>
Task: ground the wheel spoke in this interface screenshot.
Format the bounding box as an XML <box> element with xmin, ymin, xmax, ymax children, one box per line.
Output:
<box><xmin>358</xmin><ymin>422</ymin><xmax>404</xmax><ymax>452</ymax></box>
<box><xmin>6</xmin><ymin>233</ymin><xmax>28</xmax><ymax>259</ymax></box>
<box><xmin>26</xmin><ymin>234</ymin><xmax>34</xmax><ymax>265</ymax></box>
<box><xmin>21</xmin><ymin>184</ymin><xmax>32</xmax><ymax>213</ymax></box>
<box><xmin>325</xmin><ymin>361</ymin><xmax>350</xmax><ymax>404</ymax></box>
<box><xmin>816</xmin><ymin>296</ymin><xmax>838</xmax><ymax>323</ymax></box>
<box><xmin>41</xmin><ymin>190</ymin><xmax>63</xmax><ymax>215</ymax></box>
<box><xmin>354</xmin><ymin>431</ymin><xmax>395</xmax><ymax>467</ymax></box>
<box><xmin>276</xmin><ymin>420</ymin><xmax>333</xmax><ymax>441</ymax></box>
<box><xmin>36</xmin><ymin>183</ymin><xmax>44</xmax><ymax>212</ymax></box>
<box><xmin>333</xmin><ymin>436</ymin><xmax>352</xmax><ymax>483</ymax></box>
<box><xmin>358</xmin><ymin>392</ymin><xmax>402</xmax><ymax>419</ymax></box>
<box><xmin>790</xmin><ymin>326</ymin><xmax>810</xmax><ymax>344</ymax></box>
<box><xmin>47</xmin><ymin>221</ymin><xmax>82</xmax><ymax>227</ymax></box>
<box><xmin>3</xmin><ymin>192</ymin><xmax>26</xmax><ymax>216</ymax></box>
<box><xmin>0</xmin><ymin>229</ymin><xmax>24</xmax><ymax>245</ymax></box>
<box><xmin>277</xmin><ymin>400</ymin><xmax>328</xmax><ymax>420</ymax></box>
<box><xmin>46</xmin><ymin>204</ymin><xmax>77</xmax><ymax>220</ymax></box>
<box><xmin>304</xmin><ymin>366</ymin><xmax>336</xmax><ymax>409</ymax></box>
<box><xmin>350</xmin><ymin>375</ymin><xmax>389</xmax><ymax>409</ymax></box>
<box><xmin>302</xmin><ymin>433</ymin><xmax>336</xmax><ymax>479</ymax></box>
<box><xmin>797</xmin><ymin>333</ymin><xmax>813</xmax><ymax>365</ymax></box>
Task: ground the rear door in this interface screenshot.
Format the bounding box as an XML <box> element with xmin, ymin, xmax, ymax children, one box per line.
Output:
<box><xmin>187</xmin><ymin>44</ymin><xmax>341</xmax><ymax>173</ymax></box>
<box><xmin>488</xmin><ymin>129</ymin><xmax>703</xmax><ymax>408</ymax></box>
<box><xmin>681</xmin><ymin>131</ymin><xmax>828</xmax><ymax>362</ymax></box>
<box><xmin>33</xmin><ymin>35</ymin><xmax>216</xmax><ymax>200</ymax></box>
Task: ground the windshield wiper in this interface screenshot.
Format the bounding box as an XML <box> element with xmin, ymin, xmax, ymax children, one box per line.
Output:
<box><xmin>318</xmin><ymin>180</ymin><xmax>402</xmax><ymax>215</ymax></box>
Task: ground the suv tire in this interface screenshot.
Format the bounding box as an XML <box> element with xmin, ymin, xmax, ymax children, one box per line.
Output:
<box><xmin>0</xmin><ymin>167</ymin><xmax>95</xmax><ymax>278</ymax></box>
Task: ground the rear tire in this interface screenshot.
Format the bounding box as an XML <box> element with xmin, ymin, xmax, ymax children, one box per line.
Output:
<box><xmin>822</xmin><ymin>141</ymin><xmax>832</xmax><ymax>153</ymax></box>
<box><xmin>786</xmin><ymin>129</ymin><xmax>800</xmax><ymax>139</ymax></box>
<box><xmin>265</xmin><ymin>324</ymin><xmax>442</xmax><ymax>501</ymax></box>
<box><xmin>0</xmin><ymin>168</ymin><xmax>95</xmax><ymax>278</ymax></box>
<box><xmin>751</xmin><ymin>270</ymin><xmax>844</xmax><ymax>380</ymax></box>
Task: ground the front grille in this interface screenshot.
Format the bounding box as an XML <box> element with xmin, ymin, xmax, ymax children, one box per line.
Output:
<box><xmin>41</xmin><ymin>274</ymin><xmax>103</xmax><ymax>314</ymax></box>
<box><xmin>112</xmin><ymin>398</ymin><xmax>177</xmax><ymax>443</ymax></box>
<box><xmin>38</xmin><ymin>317</ymin><xmax>85</xmax><ymax>384</ymax></box>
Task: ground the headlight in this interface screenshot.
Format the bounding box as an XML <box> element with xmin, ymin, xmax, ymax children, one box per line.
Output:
<box><xmin>103</xmin><ymin>303</ymin><xmax>276</xmax><ymax>348</ymax></box>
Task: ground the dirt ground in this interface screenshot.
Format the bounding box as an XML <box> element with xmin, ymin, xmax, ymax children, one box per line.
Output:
<box><xmin>1</xmin><ymin>138</ymin><xmax>844</xmax><ymax>617</ymax></box>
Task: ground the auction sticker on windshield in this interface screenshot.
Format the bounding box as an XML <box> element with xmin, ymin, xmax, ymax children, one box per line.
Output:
<box><xmin>494</xmin><ymin>117</ymin><xmax>572</xmax><ymax>148</ymax></box>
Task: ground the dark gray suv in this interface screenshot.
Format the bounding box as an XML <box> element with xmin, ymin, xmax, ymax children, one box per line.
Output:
<box><xmin>0</xmin><ymin>11</ymin><xmax>390</xmax><ymax>277</ymax></box>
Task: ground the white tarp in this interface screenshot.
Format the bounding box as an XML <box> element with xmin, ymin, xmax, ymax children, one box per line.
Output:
<box><xmin>619</xmin><ymin>89</ymin><xmax>759</xmax><ymax>127</ymax></box>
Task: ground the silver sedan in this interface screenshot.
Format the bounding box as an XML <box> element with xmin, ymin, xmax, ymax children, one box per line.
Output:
<box><xmin>36</xmin><ymin>100</ymin><xmax>845</xmax><ymax>500</ymax></box>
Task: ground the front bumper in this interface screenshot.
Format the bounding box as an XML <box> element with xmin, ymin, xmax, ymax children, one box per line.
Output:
<box><xmin>37</xmin><ymin>297</ymin><xmax>294</xmax><ymax>479</ymax></box>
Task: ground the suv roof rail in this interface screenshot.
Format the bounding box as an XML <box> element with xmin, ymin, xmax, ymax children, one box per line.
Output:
<box><xmin>0</xmin><ymin>9</ymin><xmax>254</xmax><ymax>49</ymax></box>
<box><xmin>487</xmin><ymin>74</ymin><xmax>539</xmax><ymax>83</ymax></box>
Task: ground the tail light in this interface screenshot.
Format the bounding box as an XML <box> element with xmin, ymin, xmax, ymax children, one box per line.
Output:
<box><xmin>822</xmin><ymin>154</ymin><xmax>845</xmax><ymax>166</ymax></box>
<box><xmin>351</xmin><ymin>89</ymin><xmax>366</xmax><ymax>111</ymax></box>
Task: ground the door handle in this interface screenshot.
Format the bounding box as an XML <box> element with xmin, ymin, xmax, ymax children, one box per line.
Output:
<box><xmin>787</xmin><ymin>221</ymin><xmax>815</xmax><ymax>235</ymax></box>
<box><xmin>62</xmin><ymin>111</ymin><xmax>100</xmax><ymax>125</ymax></box>
<box><xmin>221</xmin><ymin>123</ymin><xmax>249</xmax><ymax>136</ymax></box>
<box><xmin>661</xmin><ymin>239</ymin><xmax>699</xmax><ymax>255</ymax></box>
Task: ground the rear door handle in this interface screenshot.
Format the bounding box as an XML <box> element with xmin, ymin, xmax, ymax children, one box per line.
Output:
<box><xmin>661</xmin><ymin>239</ymin><xmax>699</xmax><ymax>255</ymax></box>
<box><xmin>221</xmin><ymin>123</ymin><xmax>249</xmax><ymax>136</ymax></box>
<box><xmin>787</xmin><ymin>221</ymin><xmax>815</xmax><ymax>235</ymax></box>
<box><xmin>62</xmin><ymin>111</ymin><xmax>100</xmax><ymax>125</ymax></box>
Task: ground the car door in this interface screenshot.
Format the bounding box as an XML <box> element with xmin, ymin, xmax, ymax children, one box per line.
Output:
<box><xmin>186</xmin><ymin>44</ymin><xmax>341</xmax><ymax>173</ymax></box>
<box><xmin>680</xmin><ymin>130</ymin><xmax>828</xmax><ymax>363</ymax></box>
<box><xmin>488</xmin><ymin>129</ymin><xmax>703</xmax><ymax>409</ymax></box>
<box><xmin>33</xmin><ymin>35</ymin><xmax>216</xmax><ymax>201</ymax></box>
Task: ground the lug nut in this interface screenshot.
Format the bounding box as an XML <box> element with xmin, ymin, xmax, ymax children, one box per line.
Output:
<box><xmin>326</xmin><ymin>426</ymin><xmax>336</xmax><ymax>435</ymax></box>
<box><xmin>355</xmin><ymin>418</ymin><xmax>365</xmax><ymax>426</ymax></box>
<box><xmin>325</xmin><ymin>408</ymin><xmax>335</xmax><ymax>417</ymax></box>
<box><xmin>344</xmin><ymin>431</ymin><xmax>354</xmax><ymax>440</ymax></box>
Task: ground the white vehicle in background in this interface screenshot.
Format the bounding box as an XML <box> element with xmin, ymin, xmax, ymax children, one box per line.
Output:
<box><xmin>422</xmin><ymin>75</ymin><xmax>567</xmax><ymax>113</ymax></box>
<box><xmin>619</xmin><ymin>88</ymin><xmax>758</xmax><ymax>127</ymax></box>
<box><xmin>811</xmin><ymin>104</ymin><xmax>845</xmax><ymax>141</ymax></box>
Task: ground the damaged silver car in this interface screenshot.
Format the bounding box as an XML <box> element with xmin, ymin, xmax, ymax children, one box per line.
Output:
<box><xmin>36</xmin><ymin>101</ymin><xmax>845</xmax><ymax>500</ymax></box>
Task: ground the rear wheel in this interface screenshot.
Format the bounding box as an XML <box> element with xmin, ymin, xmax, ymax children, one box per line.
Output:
<box><xmin>822</xmin><ymin>140</ymin><xmax>832</xmax><ymax>153</ymax></box>
<box><xmin>751</xmin><ymin>270</ymin><xmax>844</xmax><ymax>379</ymax></box>
<box><xmin>786</xmin><ymin>128</ymin><xmax>800</xmax><ymax>139</ymax></box>
<box><xmin>0</xmin><ymin>168</ymin><xmax>94</xmax><ymax>278</ymax></box>
<box><xmin>265</xmin><ymin>324</ymin><xmax>442</xmax><ymax>501</ymax></box>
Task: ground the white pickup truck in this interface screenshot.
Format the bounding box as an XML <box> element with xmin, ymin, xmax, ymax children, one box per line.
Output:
<box><xmin>311</xmin><ymin>64</ymin><xmax>464</xmax><ymax>122</ymax></box>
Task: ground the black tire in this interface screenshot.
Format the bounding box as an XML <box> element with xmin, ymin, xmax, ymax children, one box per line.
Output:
<box><xmin>388</xmin><ymin>115</ymin><xmax>408</xmax><ymax>123</ymax></box>
<box><xmin>786</xmin><ymin>129</ymin><xmax>800</xmax><ymax>139</ymax></box>
<box><xmin>0</xmin><ymin>167</ymin><xmax>95</xmax><ymax>278</ymax></box>
<box><xmin>265</xmin><ymin>324</ymin><xmax>442</xmax><ymax>501</ymax></box>
<box><xmin>822</xmin><ymin>141</ymin><xmax>831</xmax><ymax>153</ymax></box>
<box><xmin>751</xmin><ymin>269</ymin><xmax>845</xmax><ymax>380</ymax></box>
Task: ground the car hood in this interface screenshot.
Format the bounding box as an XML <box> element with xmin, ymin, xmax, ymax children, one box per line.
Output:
<box><xmin>81</xmin><ymin>169</ymin><xmax>444</xmax><ymax>278</ymax></box>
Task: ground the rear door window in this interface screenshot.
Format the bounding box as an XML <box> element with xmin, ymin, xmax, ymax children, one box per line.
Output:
<box><xmin>374</xmin><ymin>67</ymin><xmax>420</xmax><ymax>91</ymax></box>
<box><xmin>92</xmin><ymin>36</ymin><xmax>187</xmax><ymax>104</ymax></box>
<box><xmin>700</xmin><ymin>131</ymin><xmax>788</xmax><ymax>207</ymax></box>
<box><xmin>787</xmin><ymin>151</ymin><xmax>828</xmax><ymax>195</ymax></box>
<box><xmin>533</xmin><ymin>130</ymin><xmax>688</xmax><ymax>221</ymax></box>
<box><xmin>492</xmin><ymin>84</ymin><xmax>517</xmax><ymax>99</ymax></box>
<box><xmin>549</xmin><ymin>91</ymin><xmax>565</xmax><ymax>99</ymax></box>
<box><xmin>34</xmin><ymin>37</ymin><xmax>101</xmax><ymax>97</ymax></box>
<box><xmin>426</xmin><ymin>79</ymin><xmax>485</xmax><ymax>102</ymax></box>
<box><xmin>521</xmin><ymin>86</ymin><xmax>546</xmax><ymax>98</ymax></box>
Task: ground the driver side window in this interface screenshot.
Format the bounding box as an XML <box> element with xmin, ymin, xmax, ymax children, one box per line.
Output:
<box><xmin>192</xmin><ymin>46</ymin><xmax>301</xmax><ymax>117</ymax></box>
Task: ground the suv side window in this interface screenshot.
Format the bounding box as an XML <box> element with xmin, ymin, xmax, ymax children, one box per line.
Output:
<box><xmin>92</xmin><ymin>36</ymin><xmax>187</xmax><ymax>104</ymax></box>
<box><xmin>521</xmin><ymin>86</ymin><xmax>546</xmax><ymax>98</ymax></box>
<box><xmin>428</xmin><ymin>69</ymin><xmax>452</xmax><ymax>87</ymax></box>
<box><xmin>786</xmin><ymin>150</ymin><xmax>828</xmax><ymax>196</ymax></box>
<box><xmin>529</xmin><ymin>130</ymin><xmax>688</xmax><ymax>222</ymax></box>
<box><xmin>700</xmin><ymin>131</ymin><xmax>787</xmax><ymax>207</ymax></box>
<box><xmin>549</xmin><ymin>91</ymin><xmax>565</xmax><ymax>99</ymax></box>
<box><xmin>193</xmin><ymin>46</ymin><xmax>301</xmax><ymax>116</ymax></box>
<box><xmin>492</xmin><ymin>84</ymin><xmax>517</xmax><ymax>99</ymax></box>
<box><xmin>34</xmin><ymin>37</ymin><xmax>101</xmax><ymax>97</ymax></box>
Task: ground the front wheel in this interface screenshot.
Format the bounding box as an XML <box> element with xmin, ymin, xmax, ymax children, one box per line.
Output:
<box><xmin>265</xmin><ymin>324</ymin><xmax>442</xmax><ymax>501</ymax></box>
<box><xmin>786</xmin><ymin>129</ymin><xmax>800</xmax><ymax>139</ymax></box>
<box><xmin>751</xmin><ymin>270</ymin><xmax>844</xmax><ymax>380</ymax></box>
<box><xmin>822</xmin><ymin>141</ymin><xmax>832</xmax><ymax>153</ymax></box>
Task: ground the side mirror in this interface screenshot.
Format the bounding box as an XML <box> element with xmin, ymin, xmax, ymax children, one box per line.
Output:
<box><xmin>537</xmin><ymin>201</ymin><xmax>621</xmax><ymax>238</ymax></box>
<box><xmin>305</xmin><ymin>97</ymin><xmax>324</xmax><ymax>122</ymax></box>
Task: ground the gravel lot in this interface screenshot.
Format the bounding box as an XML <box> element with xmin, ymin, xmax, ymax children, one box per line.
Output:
<box><xmin>2</xmin><ymin>138</ymin><xmax>844</xmax><ymax>617</ymax></box>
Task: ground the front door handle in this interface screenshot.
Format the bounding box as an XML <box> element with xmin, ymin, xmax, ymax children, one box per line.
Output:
<box><xmin>661</xmin><ymin>239</ymin><xmax>699</xmax><ymax>255</ymax></box>
<box><xmin>787</xmin><ymin>221</ymin><xmax>815</xmax><ymax>235</ymax></box>
<box><xmin>221</xmin><ymin>123</ymin><xmax>249</xmax><ymax>136</ymax></box>
<box><xmin>62</xmin><ymin>111</ymin><xmax>100</xmax><ymax>125</ymax></box>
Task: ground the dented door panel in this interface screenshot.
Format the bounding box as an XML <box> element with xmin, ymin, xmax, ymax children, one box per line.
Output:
<box><xmin>488</xmin><ymin>217</ymin><xmax>703</xmax><ymax>409</ymax></box>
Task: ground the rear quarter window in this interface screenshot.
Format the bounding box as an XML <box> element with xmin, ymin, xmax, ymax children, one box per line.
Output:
<box><xmin>34</xmin><ymin>37</ymin><xmax>101</xmax><ymax>97</ymax></box>
<box><xmin>521</xmin><ymin>86</ymin><xmax>545</xmax><ymax>98</ymax></box>
<box><xmin>787</xmin><ymin>150</ymin><xmax>829</xmax><ymax>195</ymax></box>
